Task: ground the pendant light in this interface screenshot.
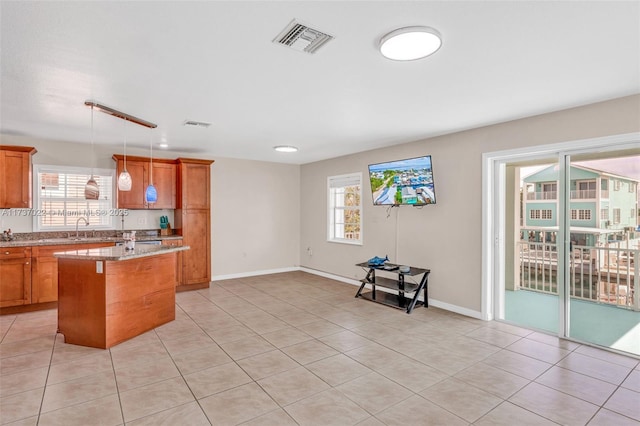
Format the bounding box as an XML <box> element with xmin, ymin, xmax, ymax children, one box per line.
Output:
<box><xmin>117</xmin><ymin>117</ymin><xmax>132</xmax><ymax>191</ymax></box>
<box><xmin>144</xmin><ymin>130</ymin><xmax>157</xmax><ymax>203</ymax></box>
<box><xmin>84</xmin><ymin>105</ymin><xmax>100</xmax><ymax>200</ymax></box>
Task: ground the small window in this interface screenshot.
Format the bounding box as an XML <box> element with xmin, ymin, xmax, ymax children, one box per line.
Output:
<box><xmin>541</xmin><ymin>209</ymin><xmax>552</xmax><ymax>220</ymax></box>
<box><xmin>613</xmin><ymin>208</ymin><xmax>621</xmax><ymax>224</ymax></box>
<box><xmin>630</xmin><ymin>182</ymin><xmax>636</xmax><ymax>193</ymax></box>
<box><xmin>614</xmin><ymin>180</ymin><xmax>621</xmax><ymax>191</ymax></box>
<box><xmin>34</xmin><ymin>165</ymin><xmax>115</xmax><ymax>231</ymax></box>
<box><xmin>572</xmin><ymin>209</ymin><xmax>591</xmax><ymax>221</ymax></box>
<box><xmin>328</xmin><ymin>173</ymin><xmax>362</xmax><ymax>244</ymax></box>
<box><xmin>601</xmin><ymin>209</ymin><xmax>609</xmax><ymax>220</ymax></box>
<box><xmin>530</xmin><ymin>209</ymin><xmax>541</xmax><ymax>220</ymax></box>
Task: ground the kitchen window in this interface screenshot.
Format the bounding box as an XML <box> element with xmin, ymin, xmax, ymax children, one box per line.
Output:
<box><xmin>328</xmin><ymin>173</ymin><xmax>362</xmax><ymax>244</ymax></box>
<box><xmin>34</xmin><ymin>165</ymin><xmax>115</xmax><ymax>231</ymax></box>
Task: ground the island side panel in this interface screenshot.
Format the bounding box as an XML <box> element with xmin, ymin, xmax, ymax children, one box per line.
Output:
<box><xmin>104</xmin><ymin>252</ymin><xmax>177</xmax><ymax>348</ymax></box>
<box><xmin>57</xmin><ymin>258</ymin><xmax>107</xmax><ymax>348</ymax></box>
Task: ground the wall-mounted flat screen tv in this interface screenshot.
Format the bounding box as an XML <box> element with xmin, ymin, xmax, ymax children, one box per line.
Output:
<box><xmin>368</xmin><ymin>155</ymin><xmax>436</xmax><ymax>206</ymax></box>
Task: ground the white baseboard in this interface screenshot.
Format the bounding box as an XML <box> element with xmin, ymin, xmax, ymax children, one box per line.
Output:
<box><xmin>428</xmin><ymin>299</ymin><xmax>483</xmax><ymax>320</ymax></box>
<box><xmin>211</xmin><ymin>266</ymin><xmax>300</xmax><ymax>281</ymax></box>
<box><xmin>300</xmin><ymin>266</ymin><xmax>484</xmax><ymax>320</ymax></box>
<box><xmin>299</xmin><ymin>266</ymin><xmax>361</xmax><ymax>286</ymax></box>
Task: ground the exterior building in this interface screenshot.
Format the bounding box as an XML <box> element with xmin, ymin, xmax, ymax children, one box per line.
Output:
<box><xmin>522</xmin><ymin>164</ymin><xmax>639</xmax><ymax>246</ymax></box>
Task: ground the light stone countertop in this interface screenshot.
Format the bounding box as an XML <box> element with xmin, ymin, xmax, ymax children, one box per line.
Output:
<box><xmin>53</xmin><ymin>244</ymin><xmax>189</xmax><ymax>261</ymax></box>
<box><xmin>0</xmin><ymin>235</ymin><xmax>183</xmax><ymax>248</ymax></box>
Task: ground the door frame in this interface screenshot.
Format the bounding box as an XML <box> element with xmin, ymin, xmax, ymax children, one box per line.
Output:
<box><xmin>481</xmin><ymin>132</ymin><xmax>640</xmax><ymax>327</ymax></box>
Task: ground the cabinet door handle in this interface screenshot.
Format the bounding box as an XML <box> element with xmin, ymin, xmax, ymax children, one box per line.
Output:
<box><xmin>4</xmin><ymin>251</ymin><xmax>9</xmax><ymax>255</ymax></box>
<box><xmin>25</xmin><ymin>261</ymin><xmax>30</xmax><ymax>265</ymax></box>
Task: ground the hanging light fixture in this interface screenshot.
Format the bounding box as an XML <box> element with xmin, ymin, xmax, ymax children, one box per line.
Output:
<box><xmin>144</xmin><ymin>130</ymin><xmax>157</xmax><ymax>203</ymax></box>
<box><xmin>84</xmin><ymin>105</ymin><xmax>100</xmax><ymax>200</ymax></box>
<box><xmin>117</xmin><ymin>117</ymin><xmax>132</xmax><ymax>191</ymax></box>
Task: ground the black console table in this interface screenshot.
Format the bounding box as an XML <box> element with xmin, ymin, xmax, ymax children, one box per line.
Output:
<box><xmin>355</xmin><ymin>262</ymin><xmax>430</xmax><ymax>314</ymax></box>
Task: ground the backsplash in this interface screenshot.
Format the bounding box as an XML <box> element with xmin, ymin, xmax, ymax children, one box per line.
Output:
<box><xmin>1</xmin><ymin>209</ymin><xmax>174</xmax><ymax>234</ymax></box>
<box><xmin>4</xmin><ymin>229</ymin><xmax>166</xmax><ymax>242</ymax></box>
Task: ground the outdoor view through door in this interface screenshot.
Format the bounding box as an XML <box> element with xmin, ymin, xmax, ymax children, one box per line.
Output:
<box><xmin>501</xmin><ymin>150</ymin><xmax>639</xmax><ymax>356</ymax></box>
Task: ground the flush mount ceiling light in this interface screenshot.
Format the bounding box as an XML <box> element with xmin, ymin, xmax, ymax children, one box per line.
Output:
<box><xmin>379</xmin><ymin>26</ymin><xmax>442</xmax><ymax>61</ymax></box>
<box><xmin>274</xmin><ymin>145</ymin><xmax>298</xmax><ymax>153</ymax></box>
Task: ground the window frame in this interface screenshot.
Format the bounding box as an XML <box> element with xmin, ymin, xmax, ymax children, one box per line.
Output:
<box><xmin>571</xmin><ymin>209</ymin><xmax>591</xmax><ymax>221</ymax></box>
<box><xmin>327</xmin><ymin>172</ymin><xmax>363</xmax><ymax>245</ymax></box>
<box><xmin>613</xmin><ymin>208</ymin><xmax>621</xmax><ymax>224</ymax></box>
<box><xmin>33</xmin><ymin>165</ymin><xmax>116</xmax><ymax>231</ymax></box>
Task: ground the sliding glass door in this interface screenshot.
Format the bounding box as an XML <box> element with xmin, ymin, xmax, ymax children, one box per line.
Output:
<box><xmin>567</xmin><ymin>151</ymin><xmax>640</xmax><ymax>355</ymax></box>
<box><xmin>500</xmin><ymin>157</ymin><xmax>560</xmax><ymax>334</ymax></box>
<box><xmin>490</xmin><ymin>138</ymin><xmax>639</xmax><ymax>357</ymax></box>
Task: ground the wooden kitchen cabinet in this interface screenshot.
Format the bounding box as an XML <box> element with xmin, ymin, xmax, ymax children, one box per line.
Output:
<box><xmin>31</xmin><ymin>242</ymin><xmax>113</xmax><ymax>304</ymax></box>
<box><xmin>178</xmin><ymin>160</ymin><xmax>211</xmax><ymax>209</ymax></box>
<box><xmin>0</xmin><ymin>247</ymin><xmax>32</xmax><ymax>307</ymax></box>
<box><xmin>175</xmin><ymin>158</ymin><xmax>214</xmax><ymax>290</ymax></box>
<box><xmin>0</xmin><ymin>146</ymin><xmax>36</xmax><ymax>208</ymax></box>
<box><xmin>162</xmin><ymin>239</ymin><xmax>183</xmax><ymax>287</ymax></box>
<box><xmin>113</xmin><ymin>155</ymin><xmax>176</xmax><ymax>209</ymax></box>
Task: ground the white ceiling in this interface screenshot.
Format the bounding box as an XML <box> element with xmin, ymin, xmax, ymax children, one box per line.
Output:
<box><xmin>1</xmin><ymin>1</ymin><xmax>639</xmax><ymax>165</ymax></box>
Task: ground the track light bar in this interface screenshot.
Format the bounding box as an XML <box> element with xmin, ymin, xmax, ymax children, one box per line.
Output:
<box><xmin>84</xmin><ymin>101</ymin><xmax>157</xmax><ymax>128</ymax></box>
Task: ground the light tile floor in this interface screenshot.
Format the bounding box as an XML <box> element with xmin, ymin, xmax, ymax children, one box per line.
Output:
<box><xmin>1</xmin><ymin>271</ymin><xmax>639</xmax><ymax>425</ymax></box>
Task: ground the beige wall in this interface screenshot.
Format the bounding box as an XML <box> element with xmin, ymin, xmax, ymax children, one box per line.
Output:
<box><xmin>210</xmin><ymin>157</ymin><xmax>300</xmax><ymax>278</ymax></box>
<box><xmin>300</xmin><ymin>95</ymin><xmax>640</xmax><ymax>314</ymax></box>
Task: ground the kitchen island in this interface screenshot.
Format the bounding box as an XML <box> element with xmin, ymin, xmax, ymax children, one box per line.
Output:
<box><xmin>54</xmin><ymin>244</ymin><xmax>189</xmax><ymax>349</ymax></box>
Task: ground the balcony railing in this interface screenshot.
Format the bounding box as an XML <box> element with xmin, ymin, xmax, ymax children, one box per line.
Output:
<box><xmin>570</xmin><ymin>189</ymin><xmax>597</xmax><ymax>199</ymax></box>
<box><xmin>526</xmin><ymin>191</ymin><xmax>557</xmax><ymax>200</ymax></box>
<box><xmin>517</xmin><ymin>241</ymin><xmax>639</xmax><ymax>310</ymax></box>
<box><xmin>526</xmin><ymin>189</ymin><xmax>608</xmax><ymax>200</ymax></box>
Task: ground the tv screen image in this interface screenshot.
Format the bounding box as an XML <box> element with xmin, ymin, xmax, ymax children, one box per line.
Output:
<box><xmin>368</xmin><ymin>155</ymin><xmax>436</xmax><ymax>206</ymax></box>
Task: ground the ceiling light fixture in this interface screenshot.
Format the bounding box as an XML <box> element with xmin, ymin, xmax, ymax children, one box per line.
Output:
<box><xmin>274</xmin><ymin>145</ymin><xmax>298</xmax><ymax>153</ymax></box>
<box><xmin>145</xmin><ymin>130</ymin><xmax>157</xmax><ymax>204</ymax></box>
<box><xmin>117</xmin><ymin>117</ymin><xmax>132</xmax><ymax>191</ymax></box>
<box><xmin>84</xmin><ymin>104</ymin><xmax>100</xmax><ymax>200</ymax></box>
<box><xmin>379</xmin><ymin>26</ymin><xmax>442</xmax><ymax>61</ymax></box>
<box><xmin>84</xmin><ymin>101</ymin><xmax>157</xmax><ymax>128</ymax></box>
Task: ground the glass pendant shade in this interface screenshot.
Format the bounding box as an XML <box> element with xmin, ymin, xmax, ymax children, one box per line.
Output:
<box><xmin>118</xmin><ymin>117</ymin><xmax>132</xmax><ymax>191</ymax></box>
<box><xmin>85</xmin><ymin>176</ymin><xmax>100</xmax><ymax>200</ymax></box>
<box><xmin>117</xmin><ymin>170</ymin><xmax>132</xmax><ymax>191</ymax></box>
<box><xmin>145</xmin><ymin>184</ymin><xmax>157</xmax><ymax>203</ymax></box>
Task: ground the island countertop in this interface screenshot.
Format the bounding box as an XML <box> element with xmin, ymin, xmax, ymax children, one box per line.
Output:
<box><xmin>53</xmin><ymin>244</ymin><xmax>189</xmax><ymax>261</ymax></box>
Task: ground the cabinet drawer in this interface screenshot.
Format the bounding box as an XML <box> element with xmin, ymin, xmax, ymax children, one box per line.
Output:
<box><xmin>161</xmin><ymin>240</ymin><xmax>183</xmax><ymax>247</ymax></box>
<box><xmin>1</xmin><ymin>247</ymin><xmax>31</xmax><ymax>259</ymax></box>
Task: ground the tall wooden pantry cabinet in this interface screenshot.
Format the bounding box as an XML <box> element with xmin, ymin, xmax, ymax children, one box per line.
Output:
<box><xmin>175</xmin><ymin>158</ymin><xmax>214</xmax><ymax>291</ymax></box>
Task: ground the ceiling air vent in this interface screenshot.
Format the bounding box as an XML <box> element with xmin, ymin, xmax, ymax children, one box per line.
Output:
<box><xmin>273</xmin><ymin>19</ymin><xmax>333</xmax><ymax>54</ymax></box>
<box><xmin>183</xmin><ymin>120</ymin><xmax>211</xmax><ymax>128</ymax></box>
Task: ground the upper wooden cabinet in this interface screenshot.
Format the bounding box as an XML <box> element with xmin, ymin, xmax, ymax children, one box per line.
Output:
<box><xmin>0</xmin><ymin>146</ymin><xmax>36</xmax><ymax>209</ymax></box>
<box><xmin>176</xmin><ymin>158</ymin><xmax>213</xmax><ymax>209</ymax></box>
<box><xmin>113</xmin><ymin>155</ymin><xmax>176</xmax><ymax>209</ymax></box>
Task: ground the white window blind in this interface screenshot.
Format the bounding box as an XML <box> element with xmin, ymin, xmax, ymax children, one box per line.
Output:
<box><xmin>34</xmin><ymin>165</ymin><xmax>115</xmax><ymax>230</ymax></box>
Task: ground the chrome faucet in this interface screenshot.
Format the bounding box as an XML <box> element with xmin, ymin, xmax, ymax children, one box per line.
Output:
<box><xmin>75</xmin><ymin>217</ymin><xmax>89</xmax><ymax>239</ymax></box>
